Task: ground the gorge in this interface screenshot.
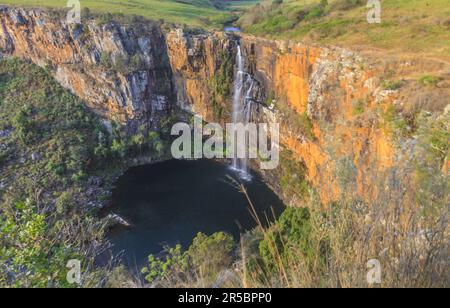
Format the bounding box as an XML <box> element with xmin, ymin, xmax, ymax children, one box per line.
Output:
<box><xmin>2</xmin><ymin>6</ymin><xmax>439</xmax><ymax>204</ymax></box>
<box><xmin>0</xmin><ymin>5</ymin><xmax>448</xmax><ymax>288</ymax></box>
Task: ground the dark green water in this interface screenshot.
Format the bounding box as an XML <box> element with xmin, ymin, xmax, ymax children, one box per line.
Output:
<box><xmin>107</xmin><ymin>159</ymin><xmax>285</xmax><ymax>268</ymax></box>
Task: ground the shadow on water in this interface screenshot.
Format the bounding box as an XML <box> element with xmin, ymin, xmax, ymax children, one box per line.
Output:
<box><xmin>103</xmin><ymin>159</ymin><xmax>285</xmax><ymax>269</ymax></box>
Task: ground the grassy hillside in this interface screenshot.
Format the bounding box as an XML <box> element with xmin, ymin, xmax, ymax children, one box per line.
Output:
<box><xmin>0</xmin><ymin>58</ymin><xmax>114</xmax><ymax>287</ymax></box>
<box><xmin>0</xmin><ymin>0</ymin><xmax>239</xmax><ymax>27</ymax></box>
<box><xmin>3</xmin><ymin>1</ymin><xmax>448</xmax><ymax>58</ymax></box>
<box><xmin>239</xmin><ymin>0</ymin><xmax>450</xmax><ymax>60</ymax></box>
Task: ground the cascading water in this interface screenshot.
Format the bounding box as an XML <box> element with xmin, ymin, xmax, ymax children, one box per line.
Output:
<box><xmin>231</xmin><ymin>45</ymin><xmax>254</xmax><ymax>181</ymax></box>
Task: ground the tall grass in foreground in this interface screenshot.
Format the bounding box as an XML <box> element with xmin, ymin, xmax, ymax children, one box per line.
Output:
<box><xmin>237</xmin><ymin>178</ymin><xmax>448</xmax><ymax>288</ymax></box>
<box><xmin>234</xmin><ymin>110</ymin><xmax>449</xmax><ymax>288</ymax></box>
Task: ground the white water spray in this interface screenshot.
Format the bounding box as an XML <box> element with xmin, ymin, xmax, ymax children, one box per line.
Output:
<box><xmin>231</xmin><ymin>45</ymin><xmax>253</xmax><ymax>181</ymax></box>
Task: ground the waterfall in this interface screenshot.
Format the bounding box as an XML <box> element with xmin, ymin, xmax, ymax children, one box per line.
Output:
<box><xmin>231</xmin><ymin>45</ymin><xmax>253</xmax><ymax>181</ymax></box>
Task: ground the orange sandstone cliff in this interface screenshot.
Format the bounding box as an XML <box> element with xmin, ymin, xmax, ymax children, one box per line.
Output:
<box><xmin>1</xmin><ymin>7</ymin><xmax>448</xmax><ymax>205</ymax></box>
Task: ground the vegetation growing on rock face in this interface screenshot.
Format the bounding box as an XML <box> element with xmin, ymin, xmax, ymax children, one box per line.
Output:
<box><xmin>209</xmin><ymin>51</ymin><xmax>235</xmax><ymax>121</ymax></box>
<box><xmin>0</xmin><ymin>58</ymin><xmax>173</xmax><ymax>287</ymax></box>
<box><xmin>0</xmin><ymin>58</ymin><xmax>110</xmax><ymax>287</ymax></box>
<box><xmin>273</xmin><ymin>96</ymin><xmax>315</xmax><ymax>140</ymax></box>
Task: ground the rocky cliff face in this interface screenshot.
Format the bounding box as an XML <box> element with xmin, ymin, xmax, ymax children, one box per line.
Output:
<box><xmin>0</xmin><ymin>7</ymin><xmax>174</xmax><ymax>132</ymax></box>
<box><xmin>166</xmin><ymin>29</ymin><xmax>236</xmax><ymax>122</ymax></box>
<box><xmin>1</xmin><ymin>7</ymin><xmax>447</xmax><ymax>205</ymax></box>
<box><xmin>240</xmin><ymin>36</ymin><xmax>397</xmax><ymax>203</ymax></box>
<box><xmin>240</xmin><ymin>36</ymin><xmax>449</xmax><ymax>204</ymax></box>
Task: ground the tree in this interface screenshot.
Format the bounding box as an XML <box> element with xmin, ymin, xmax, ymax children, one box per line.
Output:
<box><xmin>12</xmin><ymin>106</ymin><xmax>33</xmax><ymax>144</ymax></box>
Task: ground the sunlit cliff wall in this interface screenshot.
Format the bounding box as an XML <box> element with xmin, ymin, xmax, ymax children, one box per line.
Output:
<box><xmin>1</xmin><ymin>7</ymin><xmax>447</xmax><ymax>205</ymax></box>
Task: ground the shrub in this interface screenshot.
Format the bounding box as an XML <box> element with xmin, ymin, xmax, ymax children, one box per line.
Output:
<box><xmin>142</xmin><ymin>232</ymin><xmax>235</xmax><ymax>287</ymax></box>
<box><xmin>188</xmin><ymin>232</ymin><xmax>234</xmax><ymax>285</ymax></box>
<box><xmin>382</xmin><ymin>79</ymin><xmax>403</xmax><ymax>91</ymax></box>
<box><xmin>279</xmin><ymin>150</ymin><xmax>310</xmax><ymax>203</ymax></box>
<box><xmin>12</xmin><ymin>106</ymin><xmax>33</xmax><ymax>144</ymax></box>
<box><xmin>418</xmin><ymin>75</ymin><xmax>442</xmax><ymax>87</ymax></box>
<box><xmin>333</xmin><ymin>0</ymin><xmax>364</xmax><ymax>11</ymax></box>
<box><xmin>111</xmin><ymin>139</ymin><xmax>128</xmax><ymax>158</ymax></box>
<box><xmin>305</xmin><ymin>6</ymin><xmax>325</xmax><ymax>21</ymax></box>
<box><xmin>100</xmin><ymin>52</ymin><xmax>112</xmax><ymax>69</ymax></box>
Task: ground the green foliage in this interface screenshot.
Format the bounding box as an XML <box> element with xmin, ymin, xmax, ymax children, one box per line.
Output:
<box><xmin>418</xmin><ymin>75</ymin><xmax>442</xmax><ymax>87</ymax></box>
<box><xmin>332</xmin><ymin>0</ymin><xmax>364</xmax><ymax>11</ymax></box>
<box><xmin>352</xmin><ymin>99</ymin><xmax>366</xmax><ymax>116</ymax></box>
<box><xmin>111</xmin><ymin>139</ymin><xmax>128</xmax><ymax>158</ymax></box>
<box><xmin>142</xmin><ymin>232</ymin><xmax>235</xmax><ymax>286</ymax></box>
<box><xmin>99</xmin><ymin>50</ymin><xmax>146</xmax><ymax>75</ymax></box>
<box><xmin>96</xmin><ymin>13</ymin><xmax>114</xmax><ymax>26</ymax></box>
<box><xmin>381</xmin><ymin>104</ymin><xmax>418</xmax><ymax>138</ymax></box>
<box><xmin>12</xmin><ymin>105</ymin><xmax>34</xmax><ymax>144</ymax></box>
<box><xmin>297</xmin><ymin>111</ymin><xmax>315</xmax><ymax>140</ymax></box>
<box><xmin>279</xmin><ymin>150</ymin><xmax>310</xmax><ymax>203</ymax></box>
<box><xmin>382</xmin><ymin>79</ymin><xmax>403</xmax><ymax>91</ymax></box>
<box><xmin>416</xmin><ymin>111</ymin><xmax>449</xmax><ymax>169</ymax></box>
<box><xmin>0</xmin><ymin>200</ymin><xmax>80</xmax><ymax>287</ymax></box>
<box><xmin>141</xmin><ymin>244</ymin><xmax>189</xmax><ymax>283</ymax></box>
<box><xmin>209</xmin><ymin>51</ymin><xmax>234</xmax><ymax>121</ymax></box>
<box><xmin>258</xmin><ymin>207</ymin><xmax>326</xmax><ymax>276</ymax></box>
<box><xmin>305</xmin><ymin>5</ymin><xmax>325</xmax><ymax>21</ymax></box>
<box><xmin>273</xmin><ymin>98</ymin><xmax>315</xmax><ymax>140</ymax></box>
<box><xmin>100</xmin><ymin>51</ymin><xmax>112</xmax><ymax>69</ymax></box>
<box><xmin>188</xmin><ymin>232</ymin><xmax>234</xmax><ymax>283</ymax></box>
<box><xmin>109</xmin><ymin>125</ymin><xmax>167</xmax><ymax>160</ymax></box>
<box><xmin>0</xmin><ymin>58</ymin><xmax>110</xmax><ymax>287</ymax></box>
<box><xmin>413</xmin><ymin>111</ymin><xmax>449</xmax><ymax>216</ymax></box>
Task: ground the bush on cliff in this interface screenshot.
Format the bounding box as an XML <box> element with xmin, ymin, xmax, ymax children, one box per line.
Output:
<box><xmin>141</xmin><ymin>232</ymin><xmax>235</xmax><ymax>287</ymax></box>
<box><xmin>0</xmin><ymin>58</ymin><xmax>114</xmax><ymax>287</ymax></box>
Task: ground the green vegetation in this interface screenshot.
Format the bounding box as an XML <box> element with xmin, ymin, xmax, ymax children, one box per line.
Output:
<box><xmin>98</xmin><ymin>50</ymin><xmax>146</xmax><ymax>75</ymax></box>
<box><xmin>418</xmin><ymin>75</ymin><xmax>442</xmax><ymax>87</ymax></box>
<box><xmin>257</xmin><ymin>207</ymin><xmax>325</xmax><ymax>276</ymax></box>
<box><xmin>278</xmin><ymin>150</ymin><xmax>310</xmax><ymax>204</ymax></box>
<box><xmin>352</xmin><ymin>98</ymin><xmax>366</xmax><ymax>116</ymax></box>
<box><xmin>382</xmin><ymin>79</ymin><xmax>403</xmax><ymax>91</ymax></box>
<box><xmin>209</xmin><ymin>51</ymin><xmax>235</xmax><ymax>121</ymax></box>
<box><xmin>0</xmin><ymin>58</ymin><xmax>110</xmax><ymax>287</ymax></box>
<box><xmin>274</xmin><ymin>97</ymin><xmax>315</xmax><ymax>140</ymax></box>
<box><xmin>0</xmin><ymin>58</ymin><xmax>173</xmax><ymax>287</ymax></box>
<box><xmin>3</xmin><ymin>0</ymin><xmax>245</xmax><ymax>28</ymax></box>
<box><xmin>380</xmin><ymin>103</ymin><xmax>420</xmax><ymax>138</ymax></box>
<box><xmin>239</xmin><ymin>0</ymin><xmax>450</xmax><ymax>60</ymax></box>
<box><xmin>141</xmin><ymin>232</ymin><xmax>234</xmax><ymax>287</ymax></box>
